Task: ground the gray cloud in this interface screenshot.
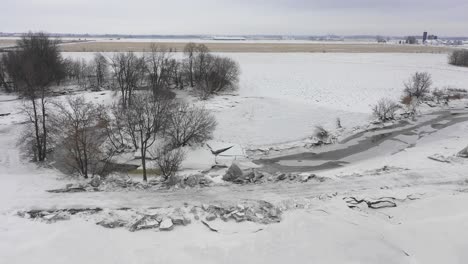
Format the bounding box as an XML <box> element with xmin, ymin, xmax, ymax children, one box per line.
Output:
<box><xmin>1</xmin><ymin>0</ymin><xmax>467</xmax><ymax>36</ymax></box>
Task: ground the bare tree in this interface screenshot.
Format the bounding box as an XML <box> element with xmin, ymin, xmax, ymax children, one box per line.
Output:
<box><xmin>166</xmin><ymin>102</ymin><xmax>217</xmax><ymax>148</ymax></box>
<box><xmin>183</xmin><ymin>42</ymin><xmax>198</xmax><ymax>87</ymax></box>
<box><xmin>372</xmin><ymin>98</ymin><xmax>400</xmax><ymax>121</ymax></box>
<box><xmin>92</xmin><ymin>53</ymin><xmax>108</xmax><ymax>88</ymax></box>
<box><xmin>62</xmin><ymin>58</ymin><xmax>76</xmax><ymax>82</ymax></box>
<box><xmin>5</xmin><ymin>32</ymin><xmax>65</xmax><ymax>161</ymax></box>
<box><xmin>170</xmin><ymin>58</ymin><xmax>184</xmax><ymax>89</ymax></box>
<box><xmin>110</xmin><ymin>52</ymin><xmax>146</xmax><ymax>107</ymax></box>
<box><xmin>19</xmin><ymin>101</ymin><xmax>54</xmax><ymax>161</ymax></box>
<box><xmin>192</xmin><ymin>44</ymin><xmax>211</xmax><ymax>85</ymax></box>
<box><xmin>63</xmin><ymin>58</ymin><xmax>92</xmax><ymax>88</ymax></box>
<box><xmin>146</xmin><ymin>44</ymin><xmax>175</xmax><ymax>95</ymax></box>
<box><xmin>50</xmin><ymin>96</ymin><xmax>106</xmax><ymax>178</ymax></box>
<box><xmin>122</xmin><ymin>93</ymin><xmax>174</xmax><ymax>181</ymax></box>
<box><xmin>404</xmin><ymin>72</ymin><xmax>432</xmax><ymax>100</ymax></box>
<box><xmin>198</xmin><ymin>56</ymin><xmax>240</xmax><ymax>99</ymax></box>
<box><xmin>189</xmin><ymin>47</ymin><xmax>240</xmax><ymax>99</ymax></box>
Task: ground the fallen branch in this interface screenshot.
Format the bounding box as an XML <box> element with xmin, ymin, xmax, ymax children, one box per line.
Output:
<box><xmin>428</xmin><ymin>154</ymin><xmax>451</xmax><ymax>163</ymax></box>
<box><xmin>344</xmin><ymin>197</ymin><xmax>397</xmax><ymax>209</ymax></box>
<box><xmin>201</xmin><ymin>220</ymin><xmax>218</xmax><ymax>232</ymax></box>
<box><xmin>47</xmin><ymin>187</ymin><xmax>87</xmax><ymax>193</ymax></box>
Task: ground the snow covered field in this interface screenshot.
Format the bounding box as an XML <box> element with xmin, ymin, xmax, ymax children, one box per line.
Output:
<box><xmin>2</xmin><ymin>52</ymin><xmax>468</xmax><ymax>263</ymax></box>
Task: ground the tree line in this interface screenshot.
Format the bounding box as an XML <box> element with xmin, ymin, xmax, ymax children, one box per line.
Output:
<box><xmin>57</xmin><ymin>43</ymin><xmax>239</xmax><ymax>103</ymax></box>
<box><xmin>0</xmin><ymin>32</ymin><xmax>231</xmax><ymax>182</ymax></box>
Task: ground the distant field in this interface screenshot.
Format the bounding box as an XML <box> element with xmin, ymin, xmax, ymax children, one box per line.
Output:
<box><xmin>1</xmin><ymin>38</ymin><xmax>458</xmax><ymax>53</ymax></box>
<box><xmin>57</xmin><ymin>41</ymin><xmax>456</xmax><ymax>53</ymax></box>
<box><xmin>0</xmin><ymin>39</ymin><xmax>16</xmax><ymax>48</ymax></box>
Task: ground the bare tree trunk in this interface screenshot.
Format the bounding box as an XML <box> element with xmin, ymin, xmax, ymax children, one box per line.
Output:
<box><xmin>128</xmin><ymin>88</ymin><xmax>133</xmax><ymax>106</ymax></box>
<box><xmin>40</xmin><ymin>94</ymin><xmax>47</xmax><ymax>161</ymax></box>
<box><xmin>140</xmin><ymin>135</ymin><xmax>147</xmax><ymax>182</ymax></box>
<box><xmin>189</xmin><ymin>59</ymin><xmax>194</xmax><ymax>87</ymax></box>
<box><xmin>83</xmin><ymin>157</ymin><xmax>88</xmax><ymax>178</ymax></box>
<box><xmin>31</xmin><ymin>99</ymin><xmax>42</xmax><ymax>161</ymax></box>
<box><xmin>83</xmin><ymin>139</ymin><xmax>89</xmax><ymax>179</ymax></box>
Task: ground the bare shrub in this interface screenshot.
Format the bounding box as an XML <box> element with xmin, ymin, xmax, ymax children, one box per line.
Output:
<box><xmin>432</xmin><ymin>88</ymin><xmax>446</xmax><ymax>104</ymax></box>
<box><xmin>448</xmin><ymin>50</ymin><xmax>468</xmax><ymax>67</ymax></box>
<box><xmin>372</xmin><ymin>98</ymin><xmax>400</xmax><ymax>121</ymax></box>
<box><xmin>404</xmin><ymin>72</ymin><xmax>432</xmax><ymax>100</ymax></box>
<box><xmin>400</xmin><ymin>95</ymin><xmax>412</xmax><ymax>106</ymax></box>
<box><xmin>156</xmin><ymin>148</ymin><xmax>185</xmax><ymax>181</ymax></box>
<box><xmin>166</xmin><ymin>102</ymin><xmax>217</xmax><ymax>148</ymax></box>
<box><xmin>401</xmin><ymin>95</ymin><xmax>418</xmax><ymax>116</ymax></box>
<box><xmin>448</xmin><ymin>93</ymin><xmax>462</xmax><ymax>100</ymax></box>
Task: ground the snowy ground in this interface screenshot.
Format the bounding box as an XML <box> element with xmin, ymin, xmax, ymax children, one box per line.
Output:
<box><xmin>2</xmin><ymin>52</ymin><xmax>468</xmax><ymax>263</ymax></box>
<box><xmin>2</xmin><ymin>100</ymin><xmax>468</xmax><ymax>263</ymax></box>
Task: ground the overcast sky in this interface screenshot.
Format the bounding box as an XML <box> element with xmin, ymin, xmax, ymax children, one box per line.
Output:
<box><xmin>2</xmin><ymin>0</ymin><xmax>467</xmax><ymax>36</ymax></box>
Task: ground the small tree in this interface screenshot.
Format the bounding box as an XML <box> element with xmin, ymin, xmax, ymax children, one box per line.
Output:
<box><xmin>166</xmin><ymin>102</ymin><xmax>217</xmax><ymax>148</ymax></box>
<box><xmin>448</xmin><ymin>50</ymin><xmax>468</xmax><ymax>67</ymax></box>
<box><xmin>122</xmin><ymin>93</ymin><xmax>174</xmax><ymax>182</ymax></box>
<box><xmin>194</xmin><ymin>55</ymin><xmax>240</xmax><ymax>99</ymax></box>
<box><xmin>372</xmin><ymin>98</ymin><xmax>400</xmax><ymax>121</ymax></box>
<box><xmin>404</xmin><ymin>72</ymin><xmax>432</xmax><ymax>100</ymax></box>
